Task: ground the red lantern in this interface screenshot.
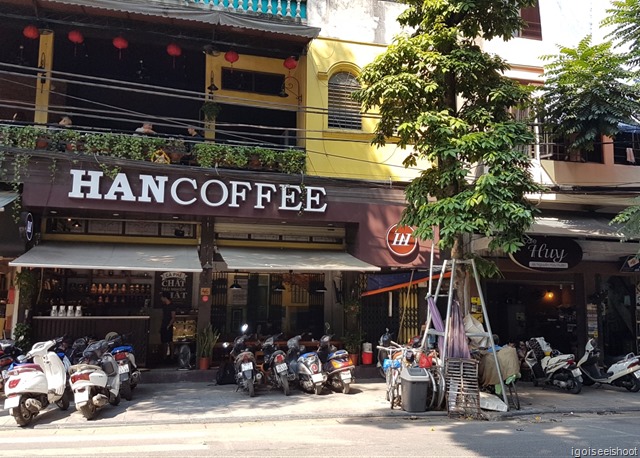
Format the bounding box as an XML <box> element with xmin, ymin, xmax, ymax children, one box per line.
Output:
<box><xmin>23</xmin><ymin>25</ymin><xmax>39</xmax><ymax>40</ymax></box>
<box><xmin>224</xmin><ymin>50</ymin><xmax>239</xmax><ymax>64</ymax></box>
<box><xmin>283</xmin><ymin>56</ymin><xmax>298</xmax><ymax>71</ymax></box>
<box><xmin>68</xmin><ymin>30</ymin><xmax>84</xmax><ymax>44</ymax></box>
<box><xmin>166</xmin><ymin>43</ymin><xmax>182</xmax><ymax>57</ymax></box>
<box><xmin>112</xmin><ymin>36</ymin><xmax>128</xmax><ymax>60</ymax></box>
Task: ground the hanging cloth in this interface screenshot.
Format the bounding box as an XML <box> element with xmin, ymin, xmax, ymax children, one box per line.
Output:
<box><xmin>627</xmin><ymin>147</ymin><xmax>636</xmax><ymax>163</ymax></box>
<box><xmin>427</xmin><ymin>295</ymin><xmax>445</xmax><ymax>352</ymax></box>
<box><xmin>446</xmin><ymin>299</ymin><xmax>471</xmax><ymax>359</ymax></box>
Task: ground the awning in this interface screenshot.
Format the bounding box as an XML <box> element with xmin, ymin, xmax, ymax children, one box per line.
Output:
<box><xmin>0</xmin><ymin>191</ymin><xmax>18</xmax><ymax>212</ymax></box>
<box><xmin>529</xmin><ymin>214</ymin><xmax>624</xmax><ymax>239</ymax></box>
<box><xmin>9</xmin><ymin>242</ymin><xmax>202</xmax><ymax>272</ymax></box>
<box><xmin>361</xmin><ymin>270</ymin><xmax>448</xmax><ymax>297</ymax></box>
<box><xmin>217</xmin><ymin>247</ymin><xmax>380</xmax><ymax>272</ymax></box>
<box><xmin>42</xmin><ymin>0</ymin><xmax>321</xmax><ymax>39</ymax></box>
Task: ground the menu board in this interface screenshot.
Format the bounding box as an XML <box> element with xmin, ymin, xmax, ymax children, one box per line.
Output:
<box><xmin>156</xmin><ymin>271</ymin><xmax>193</xmax><ymax>311</ymax></box>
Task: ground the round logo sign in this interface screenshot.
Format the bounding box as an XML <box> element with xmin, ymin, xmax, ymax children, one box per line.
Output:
<box><xmin>386</xmin><ymin>224</ymin><xmax>418</xmax><ymax>257</ymax></box>
<box><xmin>24</xmin><ymin>212</ymin><xmax>34</xmax><ymax>242</ymax></box>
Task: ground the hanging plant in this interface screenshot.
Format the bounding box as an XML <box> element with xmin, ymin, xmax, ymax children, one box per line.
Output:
<box><xmin>14</xmin><ymin>269</ymin><xmax>38</xmax><ymax>306</ymax></box>
<box><xmin>200</xmin><ymin>101</ymin><xmax>221</xmax><ymax>121</ymax></box>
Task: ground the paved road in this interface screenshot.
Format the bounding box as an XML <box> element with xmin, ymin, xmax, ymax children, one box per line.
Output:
<box><xmin>1</xmin><ymin>413</ymin><xmax>640</xmax><ymax>457</ymax></box>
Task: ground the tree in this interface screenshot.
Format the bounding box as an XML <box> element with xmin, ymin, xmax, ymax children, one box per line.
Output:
<box><xmin>539</xmin><ymin>35</ymin><xmax>640</xmax><ymax>154</ymax></box>
<box><xmin>602</xmin><ymin>0</ymin><xmax>640</xmax><ymax>64</ymax></box>
<box><xmin>353</xmin><ymin>0</ymin><xmax>543</xmax><ymax>298</ymax></box>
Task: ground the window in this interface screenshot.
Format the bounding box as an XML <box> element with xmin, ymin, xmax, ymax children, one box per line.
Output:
<box><xmin>328</xmin><ymin>72</ymin><xmax>362</xmax><ymax>130</ymax></box>
<box><xmin>517</xmin><ymin>2</ymin><xmax>542</xmax><ymax>40</ymax></box>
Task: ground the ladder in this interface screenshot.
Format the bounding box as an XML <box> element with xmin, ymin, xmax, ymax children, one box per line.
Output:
<box><xmin>422</xmin><ymin>258</ymin><xmax>508</xmax><ymax>408</ymax></box>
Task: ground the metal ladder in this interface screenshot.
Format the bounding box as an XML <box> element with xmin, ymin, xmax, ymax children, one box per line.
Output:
<box><xmin>422</xmin><ymin>258</ymin><xmax>508</xmax><ymax>408</ymax></box>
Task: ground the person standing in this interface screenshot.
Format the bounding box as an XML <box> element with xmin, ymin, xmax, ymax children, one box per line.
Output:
<box><xmin>160</xmin><ymin>292</ymin><xmax>176</xmax><ymax>362</ymax></box>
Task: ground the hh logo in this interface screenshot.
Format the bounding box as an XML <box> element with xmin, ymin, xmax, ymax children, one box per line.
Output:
<box><xmin>386</xmin><ymin>224</ymin><xmax>418</xmax><ymax>257</ymax></box>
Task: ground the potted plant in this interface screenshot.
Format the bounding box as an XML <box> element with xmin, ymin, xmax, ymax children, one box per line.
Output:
<box><xmin>200</xmin><ymin>101</ymin><xmax>221</xmax><ymax>122</ymax></box>
<box><xmin>343</xmin><ymin>331</ymin><xmax>364</xmax><ymax>366</ymax></box>
<box><xmin>196</xmin><ymin>323</ymin><xmax>220</xmax><ymax>370</ymax></box>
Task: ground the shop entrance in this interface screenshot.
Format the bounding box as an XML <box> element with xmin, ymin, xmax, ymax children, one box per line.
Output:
<box><xmin>598</xmin><ymin>276</ymin><xmax>637</xmax><ymax>358</ymax></box>
<box><xmin>485</xmin><ymin>281</ymin><xmax>578</xmax><ymax>354</ymax></box>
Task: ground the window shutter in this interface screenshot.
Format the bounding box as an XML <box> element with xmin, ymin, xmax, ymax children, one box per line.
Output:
<box><xmin>328</xmin><ymin>72</ymin><xmax>362</xmax><ymax>130</ymax></box>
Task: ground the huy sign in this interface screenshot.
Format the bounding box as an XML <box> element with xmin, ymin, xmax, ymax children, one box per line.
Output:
<box><xmin>509</xmin><ymin>236</ymin><xmax>582</xmax><ymax>272</ymax></box>
<box><xmin>386</xmin><ymin>224</ymin><xmax>419</xmax><ymax>257</ymax></box>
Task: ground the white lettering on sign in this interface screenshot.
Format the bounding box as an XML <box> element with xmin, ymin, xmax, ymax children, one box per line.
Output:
<box><xmin>527</xmin><ymin>242</ymin><xmax>567</xmax><ymax>264</ymax></box>
<box><xmin>67</xmin><ymin>169</ymin><xmax>328</xmax><ymax>213</ymax></box>
<box><xmin>392</xmin><ymin>232</ymin><xmax>412</xmax><ymax>246</ymax></box>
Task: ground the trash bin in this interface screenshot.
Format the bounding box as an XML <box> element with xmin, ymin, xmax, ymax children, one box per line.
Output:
<box><xmin>361</xmin><ymin>342</ymin><xmax>373</xmax><ymax>365</ymax></box>
<box><xmin>400</xmin><ymin>366</ymin><xmax>430</xmax><ymax>412</ymax></box>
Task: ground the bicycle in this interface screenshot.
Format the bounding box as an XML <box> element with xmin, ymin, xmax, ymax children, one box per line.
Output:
<box><xmin>377</xmin><ymin>342</ymin><xmax>413</xmax><ymax>409</ymax></box>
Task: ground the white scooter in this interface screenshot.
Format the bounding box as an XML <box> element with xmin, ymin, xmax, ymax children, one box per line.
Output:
<box><xmin>68</xmin><ymin>339</ymin><xmax>121</xmax><ymax>420</ymax></box>
<box><xmin>577</xmin><ymin>338</ymin><xmax>640</xmax><ymax>392</ymax></box>
<box><xmin>3</xmin><ymin>338</ymin><xmax>71</xmax><ymax>427</ymax></box>
<box><xmin>524</xmin><ymin>337</ymin><xmax>582</xmax><ymax>394</ymax></box>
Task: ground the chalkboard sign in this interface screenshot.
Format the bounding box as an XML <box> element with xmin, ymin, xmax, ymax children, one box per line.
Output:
<box><xmin>156</xmin><ymin>271</ymin><xmax>193</xmax><ymax>311</ymax></box>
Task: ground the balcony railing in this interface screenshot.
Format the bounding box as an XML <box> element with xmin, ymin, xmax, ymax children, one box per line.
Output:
<box><xmin>0</xmin><ymin>123</ymin><xmax>306</xmax><ymax>175</ymax></box>
<box><xmin>186</xmin><ymin>0</ymin><xmax>307</xmax><ymax>21</ymax></box>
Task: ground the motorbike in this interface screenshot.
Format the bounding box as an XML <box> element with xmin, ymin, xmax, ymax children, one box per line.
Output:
<box><xmin>376</xmin><ymin>328</ymin><xmax>393</xmax><ymax>378</ymax></box>
<box><xmin>258</xmin><ymin>333</ymin><xmax>290</xmax><ymax>396</ymax></box>
<box><xmin>3</xmin><ymin>338</ymin><xmax>71</xmax><ymax>427</ymax></box>
<box><xmin>107</xmin><ymin>333</ymin><xmax>141</xmax><ymax>401</ymax></box>
<box><xmin>286</xmin><ymin>334</ymin><xmax>325</xmax><ymax>395</ymax></box>
<box><xmin>316</xmin><ymin>333</ymin><xmax>355</xmax><ymax>394</ymax></box>
<box><xmin>227</xmin><ymin>324</ymin><xmax>260</xmax><ymax>397</ymax></box>
<box><xmin>68</xmin><ymin>338</ymin><xmax>121</xmax><ymax>420</ymax></box>
<box><xmin>577</xmin><ymin>338</ymin><xmax>640</xmax><ymax>392</ymax></box>
<box><xmin>1</xmin><ymin>339</ymin><xmax>23</xmax><ymax>394</ymax></box>
<box><xmin>524</xmin><ymin>337</ymin><xmax>582</xmax><ymax>394</ymax></box>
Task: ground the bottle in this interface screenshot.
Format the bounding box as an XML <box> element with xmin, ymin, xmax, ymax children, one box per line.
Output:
<box><xmin>59</xmin><ymin>305</ymin><xmax>66</xmax><ymax>317</ymax></box>
<box><xmin>67</xmin><ymin>305</ymin><xmax>74</xmax><ymax>317</ymax></box>
<box><xmin>90</xmin><ymin>283</ymin><xmax>97</xmax><ymax>294</ymax></box>
<box><xmin>75</xmin><ymin>305</ymin><xmax>83</xmax><ymax>317</ymax></box>
<box><xmin>51</xmin><ymin>305</ymin><xmax>58</xmax><ymax>317</ymax></box>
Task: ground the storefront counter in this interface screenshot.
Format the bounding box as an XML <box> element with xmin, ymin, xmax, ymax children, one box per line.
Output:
<box><xmin>32</xmin><ymin>316</ymin><xmax>150</xmax><ymax>367</ymax></box>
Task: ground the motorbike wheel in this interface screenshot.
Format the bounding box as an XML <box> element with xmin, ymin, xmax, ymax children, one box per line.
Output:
<box><xmin>55</xmin><ymin>390</ymin><xmax>70</xmax><ymax>411</ymax></box>
<box><xmin>120</xmin><ymin>380</ymin><xmax>133</xmax><ymax>401</ymax></box>
<box><xmin>625</xmin><ymin>375</ymin><xmax>640</xmax><ymax>392</ymax></box>
<box><xmin>247</xmin><ymin>379</ymin><xmax>255</xmax><ymax>397</ymax></box>
<box><xmin>314</xmin><ymin>383</ymin><xmax>322</xmax><ymax>395</ymax></box>
<box><xmin>581</xmin><ymin>376</ymin><xmax>595</xmax><ymax>386</ymax></box>
<box><xmin>80</xmin><ymin>402</ymin><xmax>98</xmax><ymax>420</ymax></box>
<box><xmin>109</xmin><ymin>392</ymin><xmax>121</xmax><ymax>406</ymax></box>
<box><xmin>566</xmin><ymin>375</ymin><xmax>582</xmax><ymax>394</ymax></box>
<box><xmin>342</xmin><ymin>382</ymin><xmax>350</xmax><ymax>394</ymax></box>
<box><xmin>279</xmin><ymin>374</ymin><xmax>290</xmax><ymax>396</ymax></box>
<box><xmin>12</xmin><ymin>398</ymin><xmax>35</xmax><ymax>427</ymax></box>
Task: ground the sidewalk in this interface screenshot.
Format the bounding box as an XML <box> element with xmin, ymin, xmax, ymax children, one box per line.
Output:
<box><xmin>2</xmin><ymin>370</ymin><xmax>640</xmax><ymax>429</ymax></box>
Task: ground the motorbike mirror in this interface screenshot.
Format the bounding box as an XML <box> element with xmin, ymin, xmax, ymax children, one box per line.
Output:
<box><xmin>222</xmin><ymin>342</ymin><xmax>230</xmax><ymax>348</ymax></box>
<box><xmin>325</xmin><ymin>322</ymin><xmax>331</xmax><ymax>331</ymax></box>
<box><xmin>241</xmin><ymin>323</ymin><xmax>248</xmax><ymax>333</ymax></box>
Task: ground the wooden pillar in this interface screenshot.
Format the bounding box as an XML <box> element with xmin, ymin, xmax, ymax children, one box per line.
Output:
<box><xmin>197</xmin><ymin>217</ymin><xmax>215</xmax><ymax>330</ymax></box>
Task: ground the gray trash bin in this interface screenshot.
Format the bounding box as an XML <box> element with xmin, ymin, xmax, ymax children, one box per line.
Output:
<box><xmin>400</xmin><ymin>366</ymin><xmax>430</xmax><ymax>412</ymax></box>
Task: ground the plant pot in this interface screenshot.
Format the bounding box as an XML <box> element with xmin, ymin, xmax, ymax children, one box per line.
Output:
<box><xmin>349</xmin><ymin>353</ymin><xmax>359</xmax><ymax>366</ymax></box>
<box><xmin>198</xmin><ymin>357</ymin><xmax>211</xmax><ymax>370</ymax></box>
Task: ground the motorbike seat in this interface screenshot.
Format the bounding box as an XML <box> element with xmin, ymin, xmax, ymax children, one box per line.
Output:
<box><xmin>69</xmin><ymin>363</ymin><xmax>101</xmax><ymax>374</ymax></box>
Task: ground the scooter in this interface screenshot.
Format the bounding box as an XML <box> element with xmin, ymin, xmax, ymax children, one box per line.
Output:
<box><xmin>68</xmin><ymin>338</ymin><xmax>121</xmax><ymax>420</ymax></box>
<box><xmin>376</xmin><ymin>329</ymin><xmax>393</xmax><ymax>379</ymax></box>
<box><xmin>227</xmin><ymin>324</ymin><xmax>260</xmax><ymax>397</ymax></box>
<box><xmin>3</xmin><ymin>338</ymin><xmax>71</xmax><ymax>427</ymax></box>
<box><xmin>524</xmin><ymin>337</ymin><xmax>582</xmax><ymax>394</ymax></box>
<box><xmin>259</xmin><ymin>333</ymin><xmax>290</xmax><ymax>396</ymax></box>
<box><xmin>577</xmin><ymin>338</ymin><xmax>640</xmax><ymax>392</ymax></box>
<box><xmin>108</xmin><ymin>333</ymin><xmax>141</xmax><ymax>401</ymax></box>
<box><xmin>286</xmin><ymin>334</ymin><xmax>325</xmax><ymax>395</ymax></box>
<box><xmin>1</xmin><ymin>339</ymin><xmax>23</xmax><ymax>394</ymax></box>
<box><xmin>317</xmin><ymin>333</ymin><xmax>355</xmax><ymax>394</ymax></box>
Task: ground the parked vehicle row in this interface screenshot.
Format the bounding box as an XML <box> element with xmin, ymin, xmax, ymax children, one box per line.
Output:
<box><xmin>3</xmin><ymin>332</ymin><xmax>140</xmax><ymax>426</ymax></box>
<box><xmin>223</xmin><ymin>324</ymin><xmax>355</xmax><ymax>397</ymax></box>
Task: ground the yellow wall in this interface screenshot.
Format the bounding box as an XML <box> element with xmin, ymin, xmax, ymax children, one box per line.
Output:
<box><xmin>305</xmin><ymin>37</ymin><xmax>427</xmax><ymax>183</ymax></box>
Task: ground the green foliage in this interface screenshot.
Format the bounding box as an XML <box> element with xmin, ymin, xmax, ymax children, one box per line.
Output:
<box><xmin>14</xmin><ymin>269</ymin><xmax>38</xmax><ymax>307</ymax></box>
<box><xmin>539</xmin><ymin>35</ymin><xmax>640</xmax><ymax>152</ymax></box>
<box><xmin>196</xmin><ymin>323</ymin><xmax>220</xmax><ymax>359</ymax></box>
<box><xmin>13</xmin><ymin>322</ymin><xmax>32</xmax><ymax>353</ymax></box>
<box><xmin>200</xmin><ymin>101</ymin><xmax>221</xmax><ymax>121</ymax></box>
<box><xmin>602</xmin><ymin>0</ymin><xmax>640</xmax><ymax>63</ymax></box>
<box><xmin>342</xmin><ymin>330</ymin><xmax>364</xmax><ymax>354</ymax></box>
<box><xmin>353</xmin><ymin>0</ymin><xmax>542</xmax><ymax>258</ymax></box>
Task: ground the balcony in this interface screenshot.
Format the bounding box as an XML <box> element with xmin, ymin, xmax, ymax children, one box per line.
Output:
<box><xmin>0</xmin><ymin>123</ymin><xmax>306</xmax><ymax>176</ymax></box>
<box><xmin>186</xmin><ymin>0</ymin><xmax>308</xmax><ymax>21</ymax></box>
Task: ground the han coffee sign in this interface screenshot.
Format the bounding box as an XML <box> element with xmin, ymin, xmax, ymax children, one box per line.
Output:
<box><xmin>509</xmin><ymin>236</ymin><xmax>582</xmax><ymax>272</ymax></box>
